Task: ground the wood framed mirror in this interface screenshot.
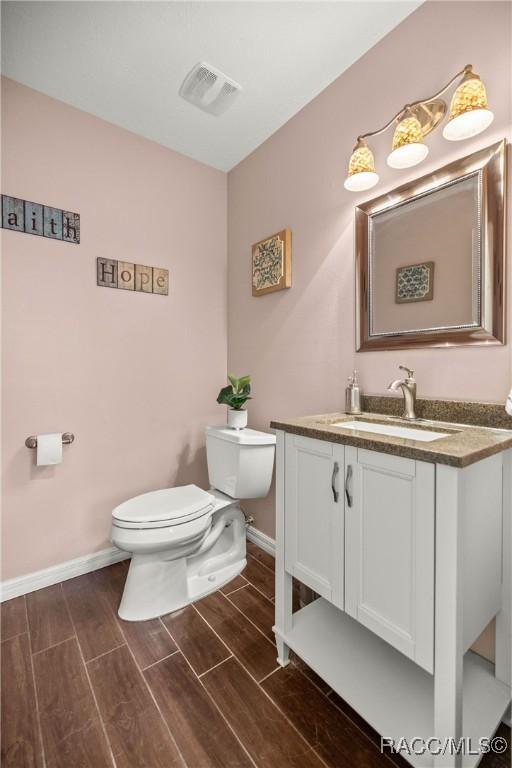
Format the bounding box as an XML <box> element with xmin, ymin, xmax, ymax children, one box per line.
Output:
<box><xmin>355</xmin><ymin>139</ymin><xmax>507</xmax><ymax>352</ymax></box>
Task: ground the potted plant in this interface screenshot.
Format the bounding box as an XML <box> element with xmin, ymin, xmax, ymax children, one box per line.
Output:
<box><xmin>216</xmin><ymin>375</ymin><xmax>251</xmax><ymax>430</ymax></box>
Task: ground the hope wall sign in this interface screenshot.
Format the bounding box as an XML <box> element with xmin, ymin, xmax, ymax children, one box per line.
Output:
<box><xmin>97</xmin><ymin>258</ymin><xmax>169</xmax><ymax>296</ymax></box>
<box><xmin>1</xmin><ymin>195</ymin><xmax>80</xmax><ymax>244</ymax></box>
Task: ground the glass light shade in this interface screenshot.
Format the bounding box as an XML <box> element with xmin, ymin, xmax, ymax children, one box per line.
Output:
<box><xmin>387</xmin><ymin>115</ymin><xmax>428</xmax><ymax>169</ymax></box>
<box><xmin>387</xmin><ymin>142</ymin><xmax>429</xmax><ymax>169</ymax></box>
<box><xmin>443</xmin><ymin>74</ymin><xmax>494</xmax><ymax>141</ymax></box>
<box><xmin>344</xmin><ymin>140</ymin><xmax>379</xmax><ymax>192</ymax></box>
<box><xmin>443</xmin><ymin>107</ymin><xmax>494</xmax><ymax>141</ymax></box>
<box><xmin>344</xmin><ymin>171</ymin><xmax>379</xmax><ymax>192</ymax></box>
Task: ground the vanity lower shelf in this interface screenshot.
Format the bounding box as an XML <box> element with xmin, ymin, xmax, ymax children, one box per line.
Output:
<box><xmin>274</xmin><ymin>599</ymin><xmax>510</xmax><ymax>768</ymax></box>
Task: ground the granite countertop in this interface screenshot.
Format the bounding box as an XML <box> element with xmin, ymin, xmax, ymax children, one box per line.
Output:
<box><xmin>269</xmin><ymin>412</ymin><xmax>512</xmax><ymax>468</ymax></box>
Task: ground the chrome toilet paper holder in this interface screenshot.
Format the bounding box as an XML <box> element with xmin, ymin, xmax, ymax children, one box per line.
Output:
<box><xmin>25</xmin><ymin>432</ymin><xmax>75</xmax><ymax>449</ymax></box>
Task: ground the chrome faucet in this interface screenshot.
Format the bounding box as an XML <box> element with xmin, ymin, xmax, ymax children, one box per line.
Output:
<box><xmin>387</xmin><ymin>365</ymin><xmax>417</xmax><ymax>421</ymax></box>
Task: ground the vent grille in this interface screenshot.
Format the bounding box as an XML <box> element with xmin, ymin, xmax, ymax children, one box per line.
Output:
<box><xmin>179</xmin><ymin>62</ymin><xmax>242</xmax><ymax>116</ymax></box>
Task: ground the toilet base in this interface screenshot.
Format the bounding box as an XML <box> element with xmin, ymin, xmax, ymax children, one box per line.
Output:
<box><xmin>118</xmin><ymin>505</ymin><xmax>246</xmax><ymax>621</ymax></box>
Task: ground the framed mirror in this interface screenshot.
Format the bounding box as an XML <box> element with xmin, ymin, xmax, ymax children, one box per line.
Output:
<box><xmin>356</xmin><ymin>140</ymin><xmax>506</xmax><ymax>351</ymax></box>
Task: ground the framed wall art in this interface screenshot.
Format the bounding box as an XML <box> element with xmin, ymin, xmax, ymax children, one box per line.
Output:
<box><xmin>395</xmin><ymin>261</ymin><xmax>434</xmax><ymax>304</ymax></box>
<box><xmin>251</xmin><ymin>228</ymin><xmax>291</xmax><ymax>297</ymax></box>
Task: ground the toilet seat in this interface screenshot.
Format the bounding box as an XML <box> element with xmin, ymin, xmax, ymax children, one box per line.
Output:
<box><xmin>112</xmin><ymin>484</ymin><xmax>215</xmax><ymax>530</ymax></box>
<box><xmin>112</xmin><ymin>512</ymin><xmax>213</xmax><ymax>554</ymax></box>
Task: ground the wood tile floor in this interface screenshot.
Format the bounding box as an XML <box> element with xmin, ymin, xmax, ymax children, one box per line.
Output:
<box><xmin>2</xmin><ymin>541</ymin><xmax>510</xmax><ymax>768</ymax></box>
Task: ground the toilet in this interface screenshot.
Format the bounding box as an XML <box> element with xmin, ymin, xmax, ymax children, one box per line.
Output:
<box><xmin>111</xmin><ymin>425</ymin><xmax>276</xmax><ymax>621</ymax></box>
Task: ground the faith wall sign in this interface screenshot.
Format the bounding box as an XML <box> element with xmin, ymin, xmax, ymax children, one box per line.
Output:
<box><xmin>1</xmin><ymin>195</ymin><xmax>80</xmax><ymax>244</ymax></box>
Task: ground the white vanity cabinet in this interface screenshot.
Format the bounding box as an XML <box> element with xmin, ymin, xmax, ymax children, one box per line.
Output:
<box><xmin>284</xmin><ymin>435</ymin><xmax>344</xmax><ymax>607</ymax></box>
<box><xmin>275</xmin><ymin>429</ymin><xmax>511</xmax><ymax>768</ymax></box>
<box><xmin>344</xmin><ymin>446</ymin><xmax>435</xmax><ymax>672</ymax></box>
<box><xmin>285</xmin><ymin>435</ymin><xmax>435</xmax><ymax>671</ymax></box>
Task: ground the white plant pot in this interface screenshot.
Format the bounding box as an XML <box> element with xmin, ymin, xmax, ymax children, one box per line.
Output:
<box><xmin>227</xmin><ymin>409</ymin><xmax>248</xmax><ymax>430</ymax></box>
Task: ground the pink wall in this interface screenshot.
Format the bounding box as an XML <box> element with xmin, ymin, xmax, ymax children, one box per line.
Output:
<box><xmin>2</xmin><ymin>2</ymin><xmax>511</xmax><ymax>578</ymax></box>
<box><xmin>1</xmin><ymin>78</ymin><xmax>227</xmax><ymax>580</ymax></box>
<box><xmin>227</xmin><ymin>0</ymin><xmax>512</xmax><ymax>537</ymax></box>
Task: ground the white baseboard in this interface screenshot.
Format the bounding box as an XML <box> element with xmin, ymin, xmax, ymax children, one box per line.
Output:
<box><xmin>1</xmin><ymin>546</ymin><xmax>129</xmax><ymax>602</ymax></box>
<box><xmin>246</xmin><ymin>525</ymin><xmax>276</xmax><ymax>557</ymax></box>
<box><xmin>1</xmin><ymin>527</ymin><xmax>273</xmax><ymax>603</ymax></box>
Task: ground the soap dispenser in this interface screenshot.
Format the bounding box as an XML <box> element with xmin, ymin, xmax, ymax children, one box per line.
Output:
<box><xmin>345</xmin><ymin>370</ymin><xmax>362</xmax><ymax>415</ymax></box>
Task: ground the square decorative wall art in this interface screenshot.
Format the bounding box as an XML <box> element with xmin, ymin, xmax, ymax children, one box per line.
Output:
<box><xmin>395</xmin><ymin>261</ymin><xmax>434</xmax><ymax>304</ymax></box>
<box><xmin>252</xmin><ymin>228</ymin><xmax>291</xmax><ymax>297</ymax></box>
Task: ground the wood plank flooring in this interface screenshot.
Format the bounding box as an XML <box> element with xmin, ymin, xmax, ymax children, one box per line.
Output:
<box><xmin>62</xmin><ymin>571</ymin><xmax>125</xmax><ymax>662</ymax></box>
<box><xmin>1</xmin><ymin>595</ymin><xmax>28</xmax><ymax>639</ymax></box>
<box><xmin>87</xmin><ymin>645</ymin><xmax>182</xmax><ymax>768</ymax></box>
<box><xmin>161</xmin><ymin>605</ymin><xmax>230</xmax><ymax>676</ymax></box>
<box><xmin>26</xmin><ymin>584</ymin><xmax>74</xmax><ymax>654</ymax></box>
<box><xmin>1</xmin><ymin>633</ymin><xmax>42</xmax><ymax>768</ymax></box>
<box><xmin>33</xmin><ymin>636</ymin><xmax>114</xmax><ymax>768</ymax></box>
<box><xmin>1</xmin><ymin>545</ymin><xmax>510</xmax><ymax>768</ymax></box>
<box><xmin>144</xmin><ymin>652</ymin><xmax>252</xmax><ymax>768</ymax></box>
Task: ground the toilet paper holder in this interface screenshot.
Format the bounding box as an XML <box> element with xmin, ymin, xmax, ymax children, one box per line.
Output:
<box><xmin>25</xmin><ymin>432</ymin><xmax>75</xmax><ymax>449</ymax></box>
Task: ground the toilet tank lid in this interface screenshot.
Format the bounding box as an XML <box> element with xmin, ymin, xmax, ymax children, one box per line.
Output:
<box><xmin>206</xmin><ymin>426</ymin><xmax>276</xmax><ymax>445</ymax></box>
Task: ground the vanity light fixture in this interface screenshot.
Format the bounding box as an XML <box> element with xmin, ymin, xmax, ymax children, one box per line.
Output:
<box><xmin>344</xmin><ymin>65</ymin><xmax>494</xmax><ymax>191</ymax></box>
<box><xmin>443</xmin><ymin>68</ymin><xmax>494</xmax><ymax>141</ymax></box>
<box><xmin>387</xmin><ymin>110</ymin><xmax>429</xmax><ymax>169</ymax></box>
<box><xmin>344</xmin><ymin>138</ymin><xmax>379</xmax><ymax>192</ymax></box>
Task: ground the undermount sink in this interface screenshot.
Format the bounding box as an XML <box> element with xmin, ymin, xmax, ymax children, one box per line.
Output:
<box><xmin>333</xmin><ymin>420</ymin><xmax>451</xmax><ymax>442</ymax></box>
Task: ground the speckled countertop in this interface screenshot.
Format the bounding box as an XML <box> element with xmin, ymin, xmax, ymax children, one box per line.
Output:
<box><xmin>269</xmin><ymin>412</ymin><xmax>512</xmax><ymax>468</ymax></box>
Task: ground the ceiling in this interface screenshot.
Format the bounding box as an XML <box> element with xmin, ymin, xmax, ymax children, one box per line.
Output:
<box><xmin>1</xmin><ymin>1</ymin><xmax>421</xmax><ymax>171</ymax></box>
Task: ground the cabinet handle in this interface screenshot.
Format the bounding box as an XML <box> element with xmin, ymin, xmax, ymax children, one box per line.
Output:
<box><xmin>331</xmin><ymin>462</ymin><xmax>339</xmax><ymax>502</ymax></box>
<box><xmin>345</xmin><ymin>465</ymin><xmax>353</xmax><ymax>508</ymax></box>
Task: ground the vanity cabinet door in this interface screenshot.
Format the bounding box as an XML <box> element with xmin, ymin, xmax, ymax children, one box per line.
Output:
<box><xmin>344</xmin><ymin>447</ymin><xmax>435</xmax><ymax>672</ymax></box>
<box><xmin>284</xmin><ymin>434</ymin><xmax>344</xmax><ymax>607</ymax></box>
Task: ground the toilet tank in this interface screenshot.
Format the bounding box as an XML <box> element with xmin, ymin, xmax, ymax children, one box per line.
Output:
<box><xmin>206</xmin><ymin>426</ymin><xmax>276</xmax><ymax>499</ymax></box>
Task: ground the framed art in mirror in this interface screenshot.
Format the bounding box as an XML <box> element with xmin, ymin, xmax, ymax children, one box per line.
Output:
<box><xmin>355</xmin><ymin>139</ymin><xmax>506</xmax><ymax>351</ymax></box>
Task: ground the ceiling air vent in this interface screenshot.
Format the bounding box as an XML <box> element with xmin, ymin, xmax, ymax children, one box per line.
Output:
<box><xmin>179</xmin><ymin>62</ymin><xmax>242</xmax><ymax>116</ymax></box>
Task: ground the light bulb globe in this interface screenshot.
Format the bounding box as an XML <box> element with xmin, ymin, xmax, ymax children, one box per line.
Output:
<box><xmin>387</xmin><ymin>143</ymin><xmax>429</xmax><ymax>169</ymax></box>
<box><xmin>344</xmin><ymin>171</ymin><xmax>379</xmax><ymax>192</ymax></box>
<box><xmin>443</xmin><ymin>108</ymin><xmax>494</xmax><ymax>141</ymax></box>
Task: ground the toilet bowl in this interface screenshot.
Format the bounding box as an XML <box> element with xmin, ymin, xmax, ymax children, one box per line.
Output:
<box><xmin>111</xmin><ymin>426</ymin><xmax>276</xmax><ymax>621</ymax></box>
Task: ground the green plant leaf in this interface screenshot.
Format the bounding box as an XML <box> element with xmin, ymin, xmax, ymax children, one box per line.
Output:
<box><xmin>217</xmin><ymin>385</ymin><xmax>235</xmax><ymax>405</ymax></box>
<box><xmin>217</xmin><ymin>374</ymin><xmax>252</xmax><ymax>408</ymax></box>
<box><xmin>230</xmin><ymin>393</ymin><xmax>251</xmax><ymax>404</ymax></box>
<box><xmin>230</xmin><ymin>399</ymin><xmax>251</xmax><ymax>410</ymax></box>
